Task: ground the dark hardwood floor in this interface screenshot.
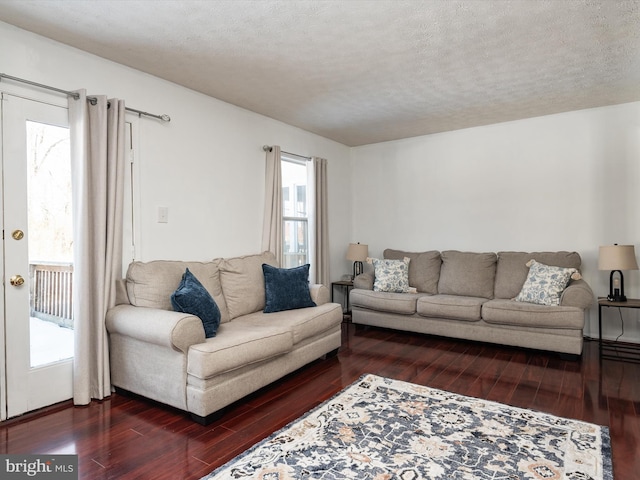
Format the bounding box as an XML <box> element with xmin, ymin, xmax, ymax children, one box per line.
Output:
<box><xmin>1</xmin><ymin>323</ymin><xmax>639</xmax><ymax>479</ymax></box>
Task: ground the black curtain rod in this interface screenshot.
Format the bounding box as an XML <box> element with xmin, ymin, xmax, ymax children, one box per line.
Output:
<box><xmin>0</xmin><ymin>73</ymin><xmax>171</xmax><ymax>122</ymax></box>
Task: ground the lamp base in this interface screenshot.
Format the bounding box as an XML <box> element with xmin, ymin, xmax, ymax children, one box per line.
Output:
<box><xmin>353</xmin><ymin>261</ymin><xmax>363</xmax><ymax>280</ymax></box>
<box><xmin>608</xmin><ymin>270</ymin><xmax>627</xmax><ymax>302</ymax></box>
<box><xmin>607</xmin><ymin>293</ymin><xmax>627</xmax><ymax>302</ymax></box>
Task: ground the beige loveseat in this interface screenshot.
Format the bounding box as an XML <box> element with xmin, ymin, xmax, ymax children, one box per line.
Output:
<box><xmin>106</xmin><ymin>251</ymin><xmax>343</xmax><ymax>424</ymax></box>
<box><xmin>350</xmin><ymin>250</ymin><xmax>595</xmax><ymax>356</ymax></box>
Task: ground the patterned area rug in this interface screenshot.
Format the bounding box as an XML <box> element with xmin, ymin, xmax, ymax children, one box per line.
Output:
<box><xmin>202</xmin><ymin>374</ymin><xmax>613</xmax><ymax>480</ymax></box>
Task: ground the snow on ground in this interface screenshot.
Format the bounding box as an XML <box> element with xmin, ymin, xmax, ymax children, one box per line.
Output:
<box><xmin>30</xmin><ymin>317</ymin><xmax>74</xmax><ymax>367</ymax></box>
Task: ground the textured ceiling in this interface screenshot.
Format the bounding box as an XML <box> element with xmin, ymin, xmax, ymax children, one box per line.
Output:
<box><xmin>1</xmin><ymin>0</ymin><xmax>639</xmax><ymax>146</ymax></box>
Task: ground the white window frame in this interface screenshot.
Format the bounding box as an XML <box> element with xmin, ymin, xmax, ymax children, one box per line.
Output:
<box><xmin>281</xmin><ymin>152</ymin><xmax>315</xmax><ymax>280</ymax></box>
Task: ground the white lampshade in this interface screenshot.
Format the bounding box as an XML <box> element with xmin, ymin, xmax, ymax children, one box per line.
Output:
<box><xmin>598</xmin><ymin>245</ymin><xmax>639</xmax><ymax>271</ymax></box>
<box><xmin>346</xmin><ymin>243</ymin><xmax>369</xmax><ymax>262</ymax></box>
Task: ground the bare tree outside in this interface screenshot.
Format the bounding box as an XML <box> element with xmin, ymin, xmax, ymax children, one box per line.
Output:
<box><xmin>26</xmin><ymin>121</ymin><xmax>73</xmax><ymax>263</ymax></box>
<box><xmin>25</xmin><ymin>120</ymin><xmax>74</xmax><ymax>366</ymax></box>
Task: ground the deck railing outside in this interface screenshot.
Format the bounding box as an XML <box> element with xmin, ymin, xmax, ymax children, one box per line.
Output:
<box><xmin>29</xmin><ymin>262</ymin><xmax>74</xmax><ymax>328</ymax></box>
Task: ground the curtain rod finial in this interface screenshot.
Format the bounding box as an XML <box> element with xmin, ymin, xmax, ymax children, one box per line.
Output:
<box><xmin>262</xmin><ymin>145</ymin><xmax>273</xmax><ymax>152</ymax></box>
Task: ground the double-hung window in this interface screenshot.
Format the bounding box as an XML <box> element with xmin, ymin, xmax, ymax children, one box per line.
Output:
<box><xmin>281</xmin><ymin>153</ymin><xmax>312</xmax><ymax>270</ymax></box>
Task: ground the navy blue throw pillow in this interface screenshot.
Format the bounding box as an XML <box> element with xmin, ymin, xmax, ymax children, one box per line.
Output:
<box><xmin>171</xmin><ymin>268</ymin><xmax>220</xmax><ymax>338</ymax></box>
<box><xmin>262</xmin><ymin>263</ymin><xmax>317</xmax><ymax>313</ymax></box>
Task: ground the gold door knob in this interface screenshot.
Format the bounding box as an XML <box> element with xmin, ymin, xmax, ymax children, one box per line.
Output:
<box><xmin>12</xmin><ymin>230</ymin><xmax>24</xmax><ymax>240</ymax></box>
<box><xmin>10</xmin><ymin>275</ymin><xmax>25</xmax><ymax>287</ymax></box>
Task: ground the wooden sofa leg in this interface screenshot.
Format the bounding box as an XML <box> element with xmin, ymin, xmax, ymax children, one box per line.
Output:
<box><xmin>115</xmin><ymin>386</ymin><xmax>223</xmax><ymax>425</ymax></box>
<box><xmin>191</xmin><ymin>410</ymin><xmax>224</xmax><ymax>426</ymax></box>
<box><xmin>324</xmin><ymin>347</ymin><xmax>339</xmax><ymax>359</ymax></box>
<box><xmin>558</xmin><ymin>352</ymin><xmax>581</xmax><ymax>361</ymax></box>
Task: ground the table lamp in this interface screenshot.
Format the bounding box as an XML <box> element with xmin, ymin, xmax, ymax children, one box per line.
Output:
<box><xmin>346</xmin><ymin>243</ymin><xmax>368</xmax><ymax>280</ymax></box>
<box><xmin>598</xmin><ymin>244</ymin><xmax>639</xmax><ymax>302</ymax></box>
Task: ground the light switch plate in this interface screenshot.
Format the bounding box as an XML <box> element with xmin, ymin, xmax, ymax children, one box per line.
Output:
<box><xmin>158</xmin><ymin>206</ymin><xmax>169</xmax><ymax>223</ymax></box>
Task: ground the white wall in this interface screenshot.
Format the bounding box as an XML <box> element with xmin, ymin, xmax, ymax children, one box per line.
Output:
<box><xmin>352</xmin><ymin>102</ymin><xmax>640</xmax><ymax>340</ymax></box>
<box><xmin>0</xmin><ymin>21</ymin><xmax>352</xmax><ymax>282</ymax></box>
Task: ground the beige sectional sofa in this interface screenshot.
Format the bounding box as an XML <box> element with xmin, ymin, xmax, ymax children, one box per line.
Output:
<box><xmin>106</xmin><ymin>251</ymin><xmax>343</xmax><ymax>424</ymax></box>
<box><xmin>350</xmin><ymin>250</ymin><xmax>595</xmax><ymax>356</ymax></box>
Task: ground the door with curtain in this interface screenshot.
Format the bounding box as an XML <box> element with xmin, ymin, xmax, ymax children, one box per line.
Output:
<box><xmin>1</xmin><ymin>94</ymin><xmax>74</xmax><ymax>419</ymax></box>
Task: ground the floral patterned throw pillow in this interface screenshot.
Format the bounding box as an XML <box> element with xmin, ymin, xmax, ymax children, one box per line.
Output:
<box><xmin>372</xmin><ymin>257</ymin><xmax>410</xmax><ymax>293</ymax></box>
<box><xmin>514</xmin><ymin>260</ymin><xmax>578</xmax><ymax>306</ymax></box>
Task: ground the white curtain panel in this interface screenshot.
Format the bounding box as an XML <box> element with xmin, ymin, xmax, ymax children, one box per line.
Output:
<box><xmin>261</xmin><ymin>145</ymin><xmax>283</xmax><ymax>266</ymax></box>
<box><xmin>69</xmin><ymin>90</ymin><xmax>126</xmax><ymax>405</ymax></box>
<box><xmin>313</xmin><ymin>157</ymin><xmax>329</xmax><ymax>286</ymax></box>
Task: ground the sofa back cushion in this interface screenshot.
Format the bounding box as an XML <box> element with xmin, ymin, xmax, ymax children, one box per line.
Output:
<box><xmin>438</xmin><ymin>251</ymin><xmax>497</xmax><ymax>299</ymax></box>
<box><xmin>126</xmin><ymin>260</ymin><xmax>230</xmax><ymax>323</ymax></box>
<box><xmin>219</xmin><ymin>251</ymin><xmax>278</xmax><ymax>320</ymax></box>
<box><xmin>494</xmin><ymin>251</ymin><xmax>582</xmax><ymax>299</ymax></box>
<box><xmin>384</xmin><ymin>249</ymin><xmax>441</xmax><ymax>294</ymax></box>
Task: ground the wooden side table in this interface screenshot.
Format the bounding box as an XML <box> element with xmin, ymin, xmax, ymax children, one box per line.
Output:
<box><xmin>331</xmin><ymin>280</ymin><xmax>354</xmax><ymax>319</ymax></box>
<box><xmin>598</xmin><ymin>297</ymin><xmax>640</xmax><ymax>363</ymax></box>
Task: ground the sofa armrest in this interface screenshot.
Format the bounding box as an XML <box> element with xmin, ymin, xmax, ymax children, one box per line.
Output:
<box><xmin>310</xmin><ymin>284</ymin><xmax>330</xmax><ymax>305</ymax></box>
<box><xmin>354</xmin><ymin>273</ymin><xmax>374</xmax><ymax>290</ymax></box>
<box><xmin>105</xmin><ymin>304</ymin><xmax>206</xmax><ymax>354</ymax></box>
<box><xmin>560</xmin><ymin>279</ymin><xmax>595</xmax><ymax>310</ymax></box>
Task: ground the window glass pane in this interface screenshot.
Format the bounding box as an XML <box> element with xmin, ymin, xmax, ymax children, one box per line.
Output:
<box><xmin>26</xmin><ymin>121</ymin><xmax>74</xmax><ymax>367</ymax></box>
<box><xmin>282</xmin><ymin>160</ymin><xmax>307</xmax><ymax>219</ymax></box>
<box><xmin>283</xmin><ymin>219</ymin><xmax>308</xmax><ymax>268</ymax></box>
<box><xmin>296</xmin><ymin>185</ymin><xmax>306</xmax><ymax>215</ymax></box>
<box><xmin>282</xmin><ymin>157</ymin><xmax>310</xmax><ymax>267</ymax></box>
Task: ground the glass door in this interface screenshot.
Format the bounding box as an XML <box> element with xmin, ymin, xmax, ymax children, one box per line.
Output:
<box><xmin>2</xmin><ymin>94</ymin><xmax>73</xmax><ymax>419</ymax></box>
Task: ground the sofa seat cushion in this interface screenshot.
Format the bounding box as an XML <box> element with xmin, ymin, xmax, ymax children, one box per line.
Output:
<box><xmin>187</xmin><ymin>322</ymin><xmax>292</xmax><ymax>379</ymax></box>
<box><xmin>350</xmin><ymin>289</ymin><xmax>426</xmax><ymax>315</ymax></box>
<box><xmin>482</xmin><ymin>299</ymin><xmax>585</xmax><ymax>329</ymax></box>
<box><xmin>235</xmin><ymin>303</ymin><xmax>342</xmax><ymax>345</ymax></box>
<box><xmin>417</xmin><ymin>294</ymin><xmax>486</xmax><ymax>321</ymax></box>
